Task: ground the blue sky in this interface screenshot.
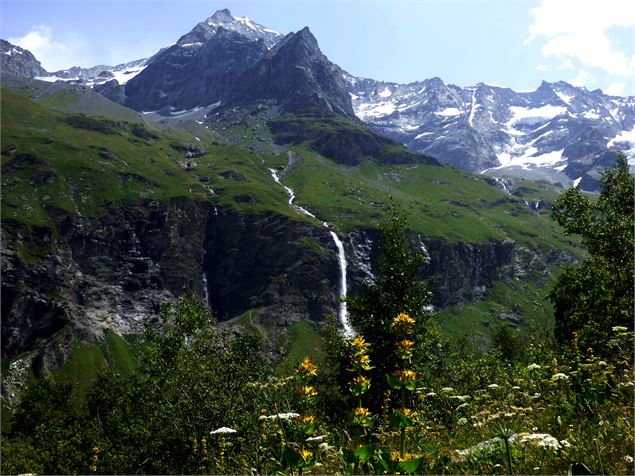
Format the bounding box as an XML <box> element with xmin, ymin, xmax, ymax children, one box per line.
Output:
<box><xmin>2</xmin><ymin>0</ymin><xmax>634</xmax><ymax>95</ymax></box>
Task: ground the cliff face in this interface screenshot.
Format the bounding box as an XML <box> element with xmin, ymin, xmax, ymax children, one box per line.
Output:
<box><xmin>1</xmin><ymin>199</ymin><xmax>339</xmax><ymax>371</ymax></box>
<box><xmin>1</xmin><ymin>198</ymin><xmax>571</xmax><ymax>371</ymax></box>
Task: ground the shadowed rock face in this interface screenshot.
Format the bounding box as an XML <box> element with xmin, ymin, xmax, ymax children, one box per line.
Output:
<box><xmin>224</xmin><ymin>27</ymin><xmax>355</xmax><ymax>118</ymax></box>
<box><xmin>0</xmin><ymin>199</ymin><xmax>339</xmax><ymax>371</ymax></box>
<box><xmin>124</xmin><ymin>30</ymin><xmax>270</xmax><ymax>111</ymax></box>
<box><xmin>0</xmin><ymin>40</ymin><xmax>47</xmax><ymax>78</ymax></box>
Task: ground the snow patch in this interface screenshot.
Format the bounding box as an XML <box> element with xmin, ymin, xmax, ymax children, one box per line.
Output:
<box><xmin>435</xmin><ymin>107</ymin><xmax>461</xmax><ymax>117</ymax></box>
<box><xmin>508</xmin><ymin>105</ymin><xmax>567</xmax><ymax>124</ymax></box>
<box><xmin>378</xmin><ymin>87</ymin><xmax>392</xmax><ymax>98</ymax></box>
<box><xmin>355</xmin><ymin>101</ymin><xmax>396</xmax><ymax>120</ymax></box>
<box><xmin>556</xmin><ymin>91</ymin><xmax>574</xmax><ymax>105</ymax></box>
<box><xmin>573</xmin><ymin>177</ymin><xmax>582</xmax><ymax>187</ymax></box>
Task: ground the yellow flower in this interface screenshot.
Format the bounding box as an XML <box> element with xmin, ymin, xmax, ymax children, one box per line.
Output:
<box><xmin>353</xmin><ymin>407</ymin><xmax>371</xmax><ymax>420</ymax></box>
<box><xmin>395</xmin><ymin>339</ymin><xmax>415</xmax><ymax>359</ymax></box>
<box><xmin>349</xmin><ymin>375</ymin><xmax>371</xmax><ymax>396</ymax></box>
<box><xmin>297</xmin><ymin>385</ymin><xmax>318</xmax><ymax>398</ymax></box>
<box><xmin>296</xmin><ymin>414</ymin><xmax>316</xmax><ymax>426</ymax></box>
<box><xmin>350</xmin><ymin>335</ymin><xmax>371</xmax><ymax>354</ymax></box>
<box><xmin>92</xmin><ymin>446</ymin><xmax>101</xmax><ymax>453</ymax></box>
<box><xmin>349</xmin><ymin>352</ymin><xmax>374</xmax><ymax>371</ymax></box>
<box><xmin>392</xmin><ymin>312</ymin><xmax>415</xmax><ymax>333</ymax></box>
<box><xmin>89</xmin><ymin>464</ymin><xmax>97</xmax><ymax>472</ymax></box>
<box><xmin>300</xmin><ymin>448</ymin><xmax>314</xmax><ymax>461</ymax></box>
<box><xmin>400</xmin><ymin>407</ymin><xmax>417</xmax><ymax>419</ymax></box>
<box><xmin>393</xmin><ymin>369</ymin><xmax>417</xmax><ymax>382</ymax></box>
<box><xmin>297</xmin><ymin>356</ymin><xmax>318</xmax><ymax>377</ymax></box>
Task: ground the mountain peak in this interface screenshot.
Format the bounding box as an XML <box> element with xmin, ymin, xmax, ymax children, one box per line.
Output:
<box><xmin>176</xmin><ymin>9</ymin><xmax>283</xmax><ymax>49</ymax></box>
<box><xmin>206</xmin><ymin>8</ymin><xmax>233</xmax><ymax>23</ymax></box>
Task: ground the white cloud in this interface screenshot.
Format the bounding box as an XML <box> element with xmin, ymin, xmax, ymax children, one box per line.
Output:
<box><xmin>605</xmin><ymin>82</ymin><xmax>625</xmax><ymax>96</ymax></box>
<box><xmin>8</xmin><ymin>25</ymin><xmax>86</xmax><ymax>71</ymax></box>
<box><xmin>536</xmin><ymin>64</ymin><xmax>549</xmax><ymax>72</ymax></box>
<box><xmin>525</xmin><ymin>0</ymin><xmax>635</xmax><ymax>86</ymax></box>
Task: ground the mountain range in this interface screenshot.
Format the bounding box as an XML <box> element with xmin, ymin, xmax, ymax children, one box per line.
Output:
<box><xmin>3</xmin><ymin>9</ymin><xmax>633</xmax><ymax>191</ymax></box>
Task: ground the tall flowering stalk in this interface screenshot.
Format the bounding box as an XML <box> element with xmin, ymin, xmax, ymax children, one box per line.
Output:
<box><xmin>387</xmin><ymin>312</ymin><xmax>418</xmax><ymax>459</ymax></box>
<box><xmin>348</xmin><ymin>335</ymin><xmax>375</xmax><ymax>430</ymax></box>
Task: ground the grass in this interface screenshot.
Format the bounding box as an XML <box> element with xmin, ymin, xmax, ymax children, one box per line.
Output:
<box><xmin>276</xmin><ymin>321</ymin><xmax>325</xmax><ymax>375</ymax></box>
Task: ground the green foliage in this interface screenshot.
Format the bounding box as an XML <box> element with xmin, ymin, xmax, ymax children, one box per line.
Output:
<box><xmin>550</xmin><ymin>154</ymin><xmax>634</xmax><ymax>352</ymax></box>
<box><xmin>347</xmin><ymin>203</ymin><xmax>433</xmax><ymax>408</ymax></box>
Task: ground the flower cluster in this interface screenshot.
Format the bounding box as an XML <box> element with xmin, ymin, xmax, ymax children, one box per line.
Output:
<box><xmin>348</xmin><ymin>335</ymin><xmax>374</xmax><ymax>427</ymax></box>
<box><xmin>88</xmin><ymin>446</ymin><xmax>100</xmax><ymax>473</ymax></box>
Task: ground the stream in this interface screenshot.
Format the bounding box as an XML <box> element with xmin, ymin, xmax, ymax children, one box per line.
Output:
<box><xmin>268</xmin><ymin>168</ymin><xmax>355</xmax><ymax>337</ymax></box>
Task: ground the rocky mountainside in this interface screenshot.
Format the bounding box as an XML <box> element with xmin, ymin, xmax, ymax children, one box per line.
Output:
<box><xmin>1</xmin><ymin>39</ymin><xmax>47</xmax><ymax>78</ymax></box>
<box><xmin>346</xmin><ymin>74</ymin><xmax>635</xmax><ymax>191</ymax></box>
<box><xmin>223</xmin><ymin>27</ymin><xmax>354</xmax><ymax>118</ymax></box>
<box><xmin>123</xmin><ymin>9</ymin><xmax>283</xmax><ymax>111</ymax></box>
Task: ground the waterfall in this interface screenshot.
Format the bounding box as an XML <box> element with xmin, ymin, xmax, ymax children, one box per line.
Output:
<box><xmin>202</xmin><ymin>272</ymin><xmax>210</xmax><ymax>307</ymax></box>
<box><xmin>269</xmin><ymin>167</ymin><xmax>353</xmax><ymax>337</ymax></box>
<box><xmin>329</xmin><ymin>230</ymin><xmax>355</xmax><ymax>338</ymax></box>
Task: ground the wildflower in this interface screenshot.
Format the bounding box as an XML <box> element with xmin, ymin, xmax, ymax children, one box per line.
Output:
<box><xmin>457</xmin><ymin>417</ymin><xmax>468</xmax><ymax>426</ymax></box>
<box><xmin>393</xmin><ymin>369</ymin><xmax>417</xmax><ymax>382</ymax></box>
<box><xmin>299</xmin><ymin>448</ymin><xmax>313</xmax><ymax>461</ymax></box>
<box><xmin>89</xmin><ymin>464</ymin><xmax>97</xmax><ymax>472</ymax></box>
<box><xmin>551</xmin><ymin>373</ymin><xmax>570</xmax><ymax>381</ymax></box>
<box><xmin>399</xmin><ymin>407</ymin><xmax>417</xmax><ymax>419</ymax></box>
<box><xmin>92</xmin><ymin>447</ymin><xmax>101</xmax><ymax>453</ymax></box>
<box><xmin>349</xmin><ymin>375</ymin><xmax>371</xmax><ymax>396</ymax></box>
<box><xmin>395</xmin><ymin>339</ymin><xmax>415</xmax><ymax>359</ymax></box>
<box><xmin>527</xmin><ymin>363</ymin><xmax>541</xmax><ymax>370</ymax></box>
<box><xmin>392</xmin><ymin>312</ymin><xmax>416</xmax><ymax>333</ymax></box>
<box><xmin>350</xmin><ymin>335</ymin><xmax>370</xmax><ymax>354</ymax></box>
<box><xmin>487</xmin><ymin>384</ymin><xmax>499</xmax><ymax>389</ymax></box>
<box><xmin>353</xmin><ymin>407</ymin><xmax>372</xmax><ymax>420</ymax></box>
<box><xmin>349</xmin><ymin>352</ymin><xmax>373</xmax><ymax>371</ymax></box>
<box><xmin>297</xmin><ymin>385</ymin><xmax>318</xmax><ymax>398</ymax></box>
<box><xmin>210</xmin><ymin>426</ymin><xmax>237</xmax><ymax>435</ymax></box>
<box><xmin>352</xmin><ymin>407</ymin><xmax>375</xmax><ymax>426</ymax></box>
<box><xmin>520</xmin><ymin>433</ymin><xmax>563</xmax><ymax>451</ymax></box>
<box><xmin>612</xmin><ymin>326</ymin><xmax>628</xmax><ymax>332</ymax></box>
<box><xmin>624</xmin><ymin>455</ymin><xmax>634</xmax><ymax>463</ymax></box>
<box><xmin>258</xmin><ymin>412</ymin><xmax>300</xmax><ymax>421</ymax></box>
<box><xmin>449</xmin><ymin>395</ymin><xmax>470</xmax><ymax>402</ymax></box>
<box><xmin>441</xmin><ymin>387</ymin><xmax>454</xmax><ymax>394</ymax></box>
<box><xmin>297</xmin><ymin>356</ymin><xmax>318</xmax><ymax>377</ymax></box>
<box><xmin>295</xmin><ymin>414</ymin><xmax>316</xmax><ymax>426</ymax></box>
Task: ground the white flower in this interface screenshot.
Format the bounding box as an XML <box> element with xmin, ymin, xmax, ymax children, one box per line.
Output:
<box><xmin>551</xmin><ymin>373</ymin><xmax>569</xmax><ymax>381</ymax></box>
<box><xmin>487</xmin><ymin>384</ymin><xmax>499</xmax><ymax>389</ymax></box>
<box><xmin>258</xmin><ymin>412</ymin><xmax>300</xmax><ymax>421</ymax></box>
<box><xmin>527</xmin><ymin>363</ymin><xmax>541</xmax><ymax>370</ymax></box>
<box><xmin>210</xmin><ymin>426</ymin><xmax>237</xmax><ymax>434</ymax></box>
<box><xmin>559</xmin><ymin>439</ymin><xmax>571</xmax><ymax>448</ymax></box>
<box><xmin>624</xmin><ymin>455</ymin><xmax>634</xmax><ymax>463</ymax></box>
<box><xmin>457</xmin><ymin>417</ymin><xmax>468</xmax><ymax>426</ymax></box>
<box><xmin>441</xmin><ymin>387</ymin><xmax>454</xmax><ymax>394</ymax></box>
<box><xmin>449</xmin><ymin>395</ymin><xmax>470</xmax><ymax>402</ymax></box>
<box><xmin>520</xmin><ymin>433</ymin><xmax>562</xmax><ymax>451</ymax></box>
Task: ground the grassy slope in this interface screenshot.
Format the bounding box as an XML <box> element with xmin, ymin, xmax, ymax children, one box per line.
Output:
<box><xmin>1</xmin><ymin>88</ymin><xmax>300</xmax><ymax>233</ymax></box>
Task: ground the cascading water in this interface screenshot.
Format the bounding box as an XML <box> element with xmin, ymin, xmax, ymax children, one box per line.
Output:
<box><xmin>329</xmin><ymin>230</ymin><xmax>354</xmax><ymax>337</ymax></box>
<box><xmin>202</xmin><ymin>272</ymin><xmax>210</xmax><ymax>307</ymax></box>
<box><xmin>268</xmin><ymin>168</ymin><xmax>354</xmax><ymax>337</ymax></box>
